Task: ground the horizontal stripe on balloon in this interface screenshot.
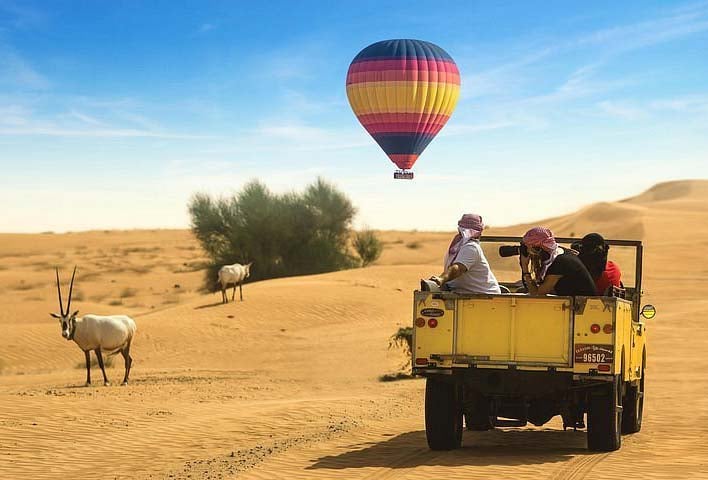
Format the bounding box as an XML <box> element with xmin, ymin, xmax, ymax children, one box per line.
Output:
<box><xmin>346</xmin><ymin>82</ymin><xmax>459</xmax><ymax>115</ymax></box>
<box><xmin>355</xmin><ymin>113</ymin><xmax>450</xmax><ymax>126</ymax></box>
<box><xmin>388</xmin><ymin>154</ymin><xmax>419</xmax><ymax>170</ymax></box>
<box><xmin>371</xmin><ymin>133</ymin><xmax>437</xmax><ymax>155</ymax></box>
<box><xmin>346</xmin><ymin>68</ymin><xmax>460</xmax><ymax>85</ymax></box>
<box><xmin>363</xmin><ymin>122</ymin><xmax>446</xmax><ymax>135</ymax></box>
<box><xmin>348</xmin><ymin>58</ymin><xmax>459</xmax><ymax>75</ymax></box>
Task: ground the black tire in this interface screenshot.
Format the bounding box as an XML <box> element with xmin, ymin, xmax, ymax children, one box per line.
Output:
<box><xmin>425</xmin><ymin>377</ymin><xmax>463</xmax><ymax>450</ymax></box>
<box><xmin>587</xmin><ymin>376</ymin><xmax>622</xmax><ymax>451</ymax></box>
<box><xmin>622</xmin><ymin>352</ymin><xmax>645</xmax><ymax>434</ymax></box>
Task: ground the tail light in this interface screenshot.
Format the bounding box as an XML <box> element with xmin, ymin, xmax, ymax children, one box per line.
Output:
<box><xmin>598</xmin><ymin>364</ymin><xmax>611</xmax><ymax>372</ymax></box>
<box><xmin>415</xmin><ymin>358</ymin><xmax>428</xmax><ymax>366</ymax></box>
<box><xmin>415</xmin><ymin>317</ymin><xmax>426</xmax><ymax>328</ymax></box>
<box><xmin>603</xmin><ymin>324</ymin><xmax>613</xmax><ymax>334</ymax></box>
<box><xmin>590</xmin><ymin>324</ymin><xmax>601</xmax><ymax>334</ymax></box>
<box><xmin>428</xmin><ymin>318</ymin><xmax>438</xmax><ymax>328</ymax></box>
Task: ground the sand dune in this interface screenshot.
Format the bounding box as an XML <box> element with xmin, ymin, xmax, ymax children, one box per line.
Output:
<box><xmin>1</xmin><ymin>180</ymin><xmax>707</xmax><ymax>479</ymax></box>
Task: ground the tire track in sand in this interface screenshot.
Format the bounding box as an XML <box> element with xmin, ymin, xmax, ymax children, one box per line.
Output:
<box><xmin>550</xmin><ymin>452</ymin><xmax>610</xmax><ymax>480</ymax></box>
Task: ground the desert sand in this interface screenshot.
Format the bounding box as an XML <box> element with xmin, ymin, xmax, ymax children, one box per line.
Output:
<box><xmin>1</xmin><ymin>179</ymin><xmax>707</xmax><ymax>479</ymax></box>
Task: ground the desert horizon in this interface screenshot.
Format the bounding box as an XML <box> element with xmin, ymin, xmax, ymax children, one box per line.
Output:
<box><xmin>1</xmin><ymin>179</ymin><xmax>707</xmax><ymax>478</ymax></box>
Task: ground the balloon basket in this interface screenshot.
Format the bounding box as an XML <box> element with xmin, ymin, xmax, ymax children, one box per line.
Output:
<box><xmin>393</xmin><ymin>170</ymin><xmax>414</xmax><ymax>180</ymax></box>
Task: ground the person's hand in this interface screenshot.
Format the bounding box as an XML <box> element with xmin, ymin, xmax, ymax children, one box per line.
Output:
<box><xmin>519</xmin><ymin>253</ymin><xmax>530</xmax><ymax>272</ymax></box>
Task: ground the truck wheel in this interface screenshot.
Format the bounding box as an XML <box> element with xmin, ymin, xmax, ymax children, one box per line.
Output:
<box><xmin>622</xmin><ymin>354</ymin><xmax>645</xmax><ymax>434</ymax></box>
<box><xmin>425</xmin><ymin>377</ymin><xmax>463</xmax><ymax>450</ymax></box>
<box><xmin>587</xmin><ymin>376</ymin><xmax>622</xmax><ymax>451</ymax></box>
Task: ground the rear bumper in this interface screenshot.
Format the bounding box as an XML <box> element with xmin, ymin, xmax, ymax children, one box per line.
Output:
<box><xmin>414</xmin><ymin>367</ymin><xmax>615</xmax><ymax>397</ymax></box>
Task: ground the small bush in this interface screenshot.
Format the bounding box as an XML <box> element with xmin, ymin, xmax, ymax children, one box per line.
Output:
<box><xmin>122</xmin><ymin>247</ymin><xmax>162</xmax><ymax>254</ymax></box>
<box><xmin>387</xmin><ymin>326</ymin><xmax>414</xmax><ymax>373</ymax></box>
<box><xmin>12</xmin><ymin>281</ymin><xmax>37</xmax><ymax>291</ymax></box>
<box><xmin>389</xmin><ymin>326</ymin><xmax>413</xmax><ymax>355</ymax></box>
<box><xmin>128</xmin><ymin>265</ymin><xmax>152</xmax><ymax>274</ymax></box>
<box><xmin>405</xmin><ymin>241</ymin><xmax>421</xmax><ymax>249</ymax></box>
<box><xmin>120</xmin><ymin>287</ymin><xmax>138</xmax><ymax>298</ymax></box>
<box><xmin>379</xmin><ymin>372</ymin><xmax>415</xmax><ymax>382</ymax></box>
<box><xmin>108</xmin><ymin>299</ymin><xmax>123</xmax><ymax>306</ymax></box>
<box><xmin>89</xmin><ymin>293</ymin><xmax>109</xmax><ymax>303</ymax></box>
<box><xmin>353</xmin><ymin>229</ymin><xmax>383</xmax><ymax>267</ymax></box>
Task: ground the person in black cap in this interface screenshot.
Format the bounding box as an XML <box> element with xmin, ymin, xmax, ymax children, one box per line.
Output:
<box><xmin>577</xmin><ymin>233</ymin><xmax>622</xmax><ymax>295</ymax></box>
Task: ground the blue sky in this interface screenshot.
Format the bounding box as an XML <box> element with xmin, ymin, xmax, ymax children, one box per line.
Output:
<box><xmin>1</xmin><ymin>0</ymin><xmax>707</xmax><ymax>232</ymax></box>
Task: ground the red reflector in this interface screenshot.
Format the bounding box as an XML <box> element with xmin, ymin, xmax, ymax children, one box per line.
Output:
<box><xmin>428</xmin><ymin>318</ymin><xmax>438</xmax><ymax>328</ymax></box>
<box><xmin>603</xmin><ymin>324</ymin><xmax>613</xmax><ymax>334</ymax></box>
<box><xmin>415</xmin><ymin>358</ymin><xmax>428</xmax><ymax>366</ymax></box>
<box><xmin>590</xmin><ymin>324</ymin><xmax>601</xmax><ymax>334</ymax></box>
<box><xmin>598</xmin><ymin>364</ymin><xmax>611</xmax><ymax>372</ymax></box>
<box><xmin>415</xmin><ymin>317</ymin><xmax>426</xmax><ymax>327</ymax></box>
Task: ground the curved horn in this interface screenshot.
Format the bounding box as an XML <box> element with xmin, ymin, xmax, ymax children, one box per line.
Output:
<box><xmin>66</xmin><ymin>266</ymin><xmax>77</xmax><ymax>314</ymax></box>
<box><xmin>55</xmin><ymin>268</ymin><xmax>65</xmax><ymax>317</ymax></box>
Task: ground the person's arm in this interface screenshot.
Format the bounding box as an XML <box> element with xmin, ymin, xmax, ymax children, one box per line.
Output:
<box><xmin>522</xmin><ymin>272</ymin><xmax>561</xmax><ymax>295</ymax></box>
<box><xmin>435</xmin><ymin>262</ymin><xmax>468</xmax><ymax>286</ymax></box>
<box><xmin>520</xmin><ymin>252</ymin><xmax>561</xmax><ymax>295</ymax></box>
<box><xmin>432</xmin><ymin>244</ymin><xmax>477</xmax><ymax>287</ymax></box>
<box><xmin>432</xmin><ymin>262</ymin><xmax>468</xmax><ymax>286</ymax></box>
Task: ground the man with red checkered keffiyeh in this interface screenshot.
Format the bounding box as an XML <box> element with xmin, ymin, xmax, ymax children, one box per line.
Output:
<box><xmin>519</xmin><ymin>227</ymin><xmax>596</xmax><ymax>297</ymax></box>
<box><xmin>430</xmin><ymin>214</ymin><xmax>500</xmax><ymax>294</ymax></box>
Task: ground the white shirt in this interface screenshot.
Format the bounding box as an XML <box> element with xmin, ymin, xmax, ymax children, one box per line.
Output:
<box><xmin>446</xmin><ymin>240</ymin><xmax>501</xmax><ymax>294</ymax></box>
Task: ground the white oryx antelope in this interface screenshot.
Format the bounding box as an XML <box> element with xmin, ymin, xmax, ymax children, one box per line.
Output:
<box><xmin>217</xmin><ymin>262</ymin><xmax>252</xmax><ymax>303</ymax></box>
<box><xmin>51</xmin><ymin>267</ymin><xmax>137</xmax><ymax>386</ymax></box>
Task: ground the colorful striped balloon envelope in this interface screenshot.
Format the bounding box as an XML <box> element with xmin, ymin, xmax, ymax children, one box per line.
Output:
<box><xmin>346</xmin><ymin>39</ymin><xmax>460</xmax><ymax>178</ymax></box>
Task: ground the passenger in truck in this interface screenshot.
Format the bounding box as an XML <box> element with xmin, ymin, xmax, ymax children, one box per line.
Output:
<box><xmin>577</xmin><ymin>233</ymin><xmax>622</xmax><ymax>295</ymax></box>
<box><xmin>429</xmin><ymin>213</ymin><xmax>501</xmax><ymax>294</ymax></box>
<box><xmin>520</xmin><ymin>227</ymin><xmax>596</xmax><ymax>297</ymax></box>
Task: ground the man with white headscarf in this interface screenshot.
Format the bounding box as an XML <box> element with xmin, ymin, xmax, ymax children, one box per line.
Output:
<box><xmin>430</xmin><ymin>213</ymin><xmax>500</xmax><ymax>294</ymax></box>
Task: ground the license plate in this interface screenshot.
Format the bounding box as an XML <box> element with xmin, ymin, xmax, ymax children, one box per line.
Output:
<box><xmin>574</xmin><ymin>344</ymin><xmax>614</xmax><ymax>363</ymax></box>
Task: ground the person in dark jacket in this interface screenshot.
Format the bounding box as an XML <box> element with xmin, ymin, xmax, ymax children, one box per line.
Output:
<box><xmin>577</xmin><ymin>233</ymin><xmax>622</xmax><ymax>295</ymax></box>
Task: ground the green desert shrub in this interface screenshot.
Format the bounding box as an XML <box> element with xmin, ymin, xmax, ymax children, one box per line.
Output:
<box><xmin>189</xmin><ymin>178</ymin><xmax>358</xmax><ymax>291</ymax></box>
<box><xmin>353</xmin><ymin>229</ymin><xmax>383</xmax><ymax>267</ymax></box>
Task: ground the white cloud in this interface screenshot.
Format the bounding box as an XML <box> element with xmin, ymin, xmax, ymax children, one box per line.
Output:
<box><xmin>0</xmin><ymin>46</ymin><xmax>50</xmax><ymax>89</ymax></box>
<box><xmin>459</xmin><ymin>2</ymin><xmax>708</xmax><ymax>106</ymax></box>
<box><xmin>0</xmin><ymin>104</ymin><xmax>30</xmax><ymax>125</ymax></box>
<box><xmin>575</xmin><ymin>8</ymin><xmax>708</xmax><ymax>53</ymax></box>
<box><xmin>598</xmin><ymin>101</ymin><xmax>647</xmax><ymax>120</ymax></box>
<box><xmin>650</xmin><ymin>95</ymin><xmax>708</xmax><ymax>113</ymax></box>
<box><xmin>67</xmin><ymin>110</ymin><xmax>105</xmax><ymax>126</ymax></box>
<box><xmin>0</xmin><ymin>125</ymin><xmax>214</xmax><ymax>139</ymax></box>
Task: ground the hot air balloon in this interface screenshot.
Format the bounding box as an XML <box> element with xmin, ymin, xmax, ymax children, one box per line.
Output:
<box><xmin>346</xmin><ymin>39</ymin><xmax>460</xmax><ymax>179</ymax></box>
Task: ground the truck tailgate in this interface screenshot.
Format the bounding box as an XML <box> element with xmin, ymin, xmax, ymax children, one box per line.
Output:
<box><xmin>414</xmin><ymin>293</ymin><xmax>574</xmax><ymax>369</ymax></box>
<box><xmin>457</xmin><ymin>296</ymin><xmax>573</xmax><ymax>367</ymax></box>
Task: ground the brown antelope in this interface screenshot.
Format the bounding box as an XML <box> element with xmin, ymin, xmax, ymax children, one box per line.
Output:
<box><xmin>51</xmin><ymin>267</ymin><xmax>137</xmax><ymax>386</ymax></box>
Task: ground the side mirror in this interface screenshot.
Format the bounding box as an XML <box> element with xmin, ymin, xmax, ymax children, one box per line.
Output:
<box><xmin>641</xmin><ymin>304</ymin><xmax>656</xmax><ymax>319</ymax></box>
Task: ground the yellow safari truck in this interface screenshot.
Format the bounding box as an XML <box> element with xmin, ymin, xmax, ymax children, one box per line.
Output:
<box><xmin>413</xmin><ymin>236</ymin><xmax>654</xmax><ymax>452</ymax></box>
